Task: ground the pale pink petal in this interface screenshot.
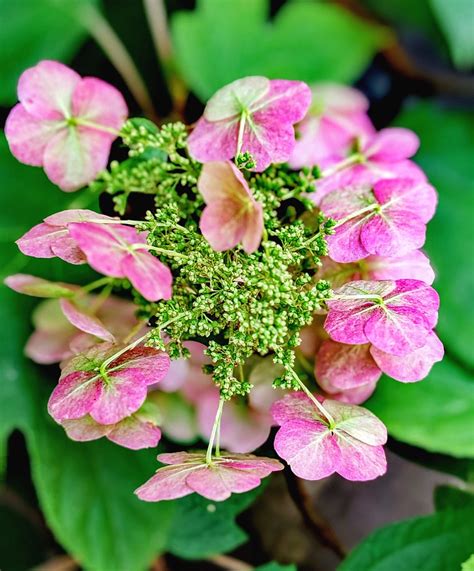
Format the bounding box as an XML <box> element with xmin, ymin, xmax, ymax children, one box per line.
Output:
<box><xmin>373</xmin><ymin>178</ymin><xmax>437</xmax><ymax>223</ymax></box>
<box><xmin>43</xmin><ymin>126</ymin><xmax>114</xmax><ymax>191</ymax></box>
<box><xmin>241</xmin><ymin>202</ymin><xmax>264</xmax><ymax>254</ymax></box>
<box><xmin>204</xmin><ymin>76</ymin><xmax>270</xmax><ymax>121</ymax></box>
<box><xmin>48</xmin><ymin>371</ymin><xmax>102</xmax><ymax>421</ymax></box>
<box><xmin>107</xmin><ymin>417</ymin><xmax>161</xmax><ymax>450</ymax></box>
<box><xmin>221</xmin><ymin>456</ymin><xmax>284</xmax><ymax>477</ymax></box>
<box><xmin>44</xmin><ymin>209</ymin><xmax>114</xmax><ymax>226</ymax></box>
<box><xmin>18</xmin><ymin>60</ymin><xmax>80</xmax><ymax>120</ymax></box>
<box><xmin>60</xmin><ymin>299</ymin><xmax>115</xmax><ymax>342</ymax></box>
<box><xmin>241</xmin><ymin>120</ymin><xmax>296</xmax><ymax>170</ymax></box>
<box><xmin>50</xmin><ymin>237</ymin><xmax>87</xmax><ymax>265</ymax></box>
<box><xmin>198</xmin><ymin>161</ymin><xmax>252</xmax><ymax>203</ymax></box>
<box><xmin>385</xmin><ymin>280</ymin><xmax>440</xmax><ymax>328</ymax></box>
<box><xmin>327</xmin><ymin>280</ymin><xmax>396</xmax><ymax>311</ymax></box>
<box><xmin>336</xmin><ymin>437</ymin><xmax>386</xmax><ymax>480</ymax></box>
<box><xmin>25</xmin><ymin>330</ymin><xmax>73</xmax><ymax>364</ymax></box>
<box><xmin>365</xmin><ymin>306</ymin><xmax>431</xmax><ymax>356</ymax></box>
<box><xmin>326</xmin><ymin>217</ymin><xmax>369</xmax><ymax>263</ymax></box>
<box><xmin>135</xmin><ymin>465</ymin><xmax>196</xmax><ymax>501</ymax></box>
<box><xmin>360</xmin><ymin>209</ymin><xmax>426</xmax><ymax>257</ymax></box>
<box><xmin>72</xmin><ymin>77</ymin><xmax>128</xmax><ymax>130</ymax></box>
<box><xmin>362</xmin><ymin>251</ymin><xmax>435</xmax><ymax>284</ymax></box>
<box><xmin>324</xmin><ymin>399</ymin><xmax>387</xmax><ymax>446</ymax></box>
<box><xmin>365</xmin><ymin>128</ymin><xmax>419</xmax><ymax>161</ymax></box>
<box><xmin>271</xmin><ymin>392</ymin><xmax>317</xmax><ymax>425</ymax></box>
<box><xmin>157</xmin><ymin>452</ymin><xmax>204</xmax><ymax>465</ymax></box>
<box><xmin>371</xmin><ymin>331</ymin><xmax>444</xmax><ymax>382</ymax></box>
<box><xmin>5</xmin><ymin>104</ymin><xmax>60</xmax><ymax>165</ymax></box>
<box><xmin>319</xmin><ymin>180</ymin><xmax>374</xmax><ymax>221</ymax></box>
<box><xmin>199</xmin><ymin>199</ymin><xmax>245</xmax><ymax>251</ymax></box>
<box><xmin>274</xmin><ymin>419</ymin><xmax>340</xmax><ymax>480</ymax></box>
<box><xmin>313</xmin><ymin>83</ymin><xmax>369</xmax><ymax>114</ymax></box>
<box><xmin>5</xmin><ymin>274</ymin><xmax>75</xmax><ymax>298</ymax></box>
<box><xmin>90</xmin><ymin>369</ymin><xmax>148</xmax><ymax>425</ymax></box>
<box><xmin>62</xmin><ymin>415</ymin><xmax>110</xmax><ymax>442</ymax></box>
<box><xmin>315</xmin><ymin>340</ymin><xmax>381</xmax><ymax>391</ymax></box>
<box><xmin>327</xmin><ymin>381</ymin><xmax>378</xmax><ymax>405</ymax></box>
<box><xmin>186</xmin><ymin>465</ymin><xmax>262</xmax><ymax>501</ymax></box>
<box><xmin>121</xmin><ymin>251</ymin><xmax>172</xmax><ymax>301</ymax></box>
<box><xmin>16</xmin><ymin>222</ymin><xmax>67</xmax><ymax>258</ymax></box>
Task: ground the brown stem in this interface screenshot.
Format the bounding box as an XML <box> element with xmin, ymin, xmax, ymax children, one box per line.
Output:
<box><xmin>284</xmin><ymin>467</ymin><xmax>347</xmax><ymax>559</ymax></box>
<box><xmin>207</xmin><ymin>554</ymin><xmax>253</xmax><ymax>571</ymax></box>
<box><xmin>34</xmin><ymin>555</ymin><xmax>78</xmax><ymax>571</ymax></box>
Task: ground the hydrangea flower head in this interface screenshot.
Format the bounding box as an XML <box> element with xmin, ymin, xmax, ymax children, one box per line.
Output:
<box><xmin>5</xmin><ymin>60</ymin><xmax>127</xmax><ymax>191</ymax></box>
<box><xmin>188</xmin><ymin>76</ymin><xmax>311</xmax><ymax>171</ymax></box>
<box><xmin>272</xmin><ymin>393</ymin><xmax>387</xmax><ymax>481</ymax></box>
<box><xmin>198</xmin><ymin>161</ymin><xmax>263</xmax><ymax>253</ymax></box>
<box><xmin>135</xmin><ymin>451</ymin><xmax>283</xmax><ymax>502</ymax></box>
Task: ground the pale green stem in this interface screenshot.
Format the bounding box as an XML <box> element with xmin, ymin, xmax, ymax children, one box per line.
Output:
<box><xmin>320</xmin><ymin>153</ymin><xmax>364</xmax><ymax>178</ymax></box>
<box><xmin>288</xmin><ymin>368</ymin><xmax>334</xmax><ymax>425</ymax></box>
<box><xmin>235</xmin><ymin>113</ymin><xmax>247</xmax><ymax>160</ymax></box>
<box><xmin>138</xmin><ymin>244</ymin><xmax>187</xmax><ymax>259</ymax></box>
<box><xmin>80</xmin><ymin>276</ymin><xmax>113</xmax><ymax>294</ymax></box>
<box><xmin>77</xmin><ymin>3</ymin><xmax>158</xmax><ymax>120</ymax></box>
<box><xmin>206</xmin><ymin>397</ymin><xmax>225</xmax><ymax>464</ymax></box>
<box><xmin>100</xmin><ymin>331</ymin><xmax>151</xmax><ymax>373</ymax></box>
<box><xmin>72</xmin><ymin>118</ymin><xmax>121</xmax><ymax>137</ymax></box>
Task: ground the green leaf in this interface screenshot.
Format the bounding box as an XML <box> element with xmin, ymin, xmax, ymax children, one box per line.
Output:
<box><xmin>172</xmin><ymin>0</ymin><xmax>389</xmax><ymax>100</ymax></box>
<box><xmin>255</xmin><ymin>564</ymin><xmax>297</xmax><ymax>571</ymax></box>
<box><xmin>28</xmin><ymin>413</ymin><xmax>175</xmax><ymax>571</ymax></box>
<box><xmin>395</xmin><ymin>102</ymin><xmax>474</xmax><ymax>368</ymax></box>
<box><xmin>434</xmin><ymin>485</ymin><xmax>474</xmax><ymax>511</ymax></box>
<box><xmin>462</xmin><ymin>554</ymin><xmax>474</xmax><ymax>571</ymax></box>
<box><xmin>367</xmin><ymin>359</ymin><xmax>474</xmax><ymax>458</ymax></box>
<box><xmin>167</xmin><ymin>486</ymin><xmax>263</xmax><ymax>558</ymax></box>
<box><xmin>0</xmin><ymin>0</ymin><xmax>94</xmax><ymax>104</ymax></box>
<box><xmin>338</xmin><ymin>506</ymin><xmax>474</xmax><ymax>571</ymax></box>
<box><xmin>430</xmin><ymin>0</ymin><xmax>474</xmax><ymax>68</ymax></box>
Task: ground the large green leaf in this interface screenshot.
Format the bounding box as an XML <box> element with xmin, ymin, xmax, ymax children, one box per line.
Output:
<box><xmin>0</xmin><ymin>0</ymin><xmax>95</xmax><ymax>105</ymax></box>
<box><xmin>167</xmin><ymin>486</ymin><xmax>263</xmax><ymax>559</ymax></box>
<box><xmin>171</xmin><ymin>0</ymin><xmax>389</xmax><ymax>100</ymax></box>
<box><xmin>395</xmin><ymin>102</ymin><xmax>474</xmax><ymax>368</ymax></box>
<box><xmin>430</xmin><ymin>0</ymin><xmax>474</xmax><ymax>69</ymax></box>
<box><xmin>434</xmin><ymin>485</ymin><xmax>474</xmax><ymax>511</ymax></box>
<box><xmin>338</xmin><ymin>506</ymin><xmax>474</xmax><ymax>571</ymax></box>
<box><xmin>256</xmin><ymin>564</ymin><xmax>297</xmax><ymax>571</ymax></box>
<box><xmin>367</xmin><ymin>359</ymin><xmax>474</xmax><ymax>458</ymax></box>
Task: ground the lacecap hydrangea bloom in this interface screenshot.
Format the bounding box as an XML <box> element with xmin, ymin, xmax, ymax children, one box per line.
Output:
<box><xmin>5</xmin><ymin>62</ymin><xmax>442</xmax><ymax>502</ymax></box>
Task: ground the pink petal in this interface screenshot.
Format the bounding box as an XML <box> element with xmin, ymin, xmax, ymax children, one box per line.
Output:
<box><xmin>188</xmin><ymin>117</ymin><xmax>239</xmax><ymax>164</ymax></box>
<box><xmin>198</xmin><ymin>161</ymin><xmax>253</xmax><ymax>204</ymax></box>
<box><xmin>313</xmin><ymin>83</ymin><xmax>369</xmax><ymax>114</ymax></box>
<box><xmin>315</xmin><ymin>340</ymin><xmax>381</xmax><ymax>391</ymax></box>
<box><xmin>90</xmin><ymin>369</ymin><xmax>148</xmax><ymax>425</ymax></box>
<box><xmin>254</xmin><ymin>79</ymin><xmax>312</xmax><ymax>127</ymax></box>
<box><xmin>373</xmin><ymin>178</ymin><xmax>437</xmax><ymax>224</ymax></box>
<box><xmin>336</xmin><ymin>437</ymin><xmax>387</xmax><ymax>481</ymax></box>
<box><xmin>326</xmin><ymin>217</ymin><xmax>370</xmax><ymax>263</ymax></box>
<box><xmin>199</xmin><ymin>199</ymin><xmax>245</xmax><ymax>251</ymax></box>
<box><xmin>25</xmin><ymin>330</ymin><xmax>73</xmax><ymax>364</ymax></box>
<box><xmin>327</xmin><ymin>280</ymin><xmax>396</xmax><ymax>312</ymax></box>
<box><xmin>365</xmin><ymin>128</ymin><xmax>419</xmax><ymax>161</ymax></box>
<box><xmin>4</xmin><ymin>274</ymin><xmax>76</xmax><ymax>298</ymax></box>
<box><xmin>324</xmin><ymin>399</ymin><xmax>387</xmax><ymax>446</ymax></box>
<box><xmin>43</xmin><ymin>126</ymin><xmax>114</xmax><ymax>191</ymax></box>
<box><xmin>5</xmin><ymin>103</ymin><xmax>60</xmax><ymax>166</ymax></box>
<box><xmin>385</xmin><ymin>279</ymin><xmax>440</xmax><ymax>328</ymax></box>
<box><xmin>327</xmin><ymin>381</ymin><xmax>378</xmax><ymax>405</ymax></box>
<box><xmin>221</xmin><ymin>456</ymin><xmax>284</xmax><ymax>477</ymax></box>
<box><xmin>18</xmin><ymin>60</ymin><xmax>80</xmax><ymax>120</ymax></box>
<box><xmin>107</xmin><ymin>417</ymin><xmax>161</xmax><ymax>450</ymax></box>
<box><xmin>186</xmin><ymin>465</ymin><xmax>261</xmax><ymax>501</ymax></box>
<box><xmin>274</xmin><ymin>419</ymin><xmax>340</xmax><ymax>480</ymax></box>
<box><xmin>121</xmin><ymin>251</ymin><xmax>172</xmax><ymax>301</ymax></box>
<box><xmin>204</xmin><ymin>76</ymin><xmax>270</xmax><ymax>121</ymax></box>
<box><xmin>319</xmin><ymin>182</ymin><xmax>375</xmax><ymax>221</ymax></box>
<box><xmin>324</xmin><ymin>309</ymin><xmax>371</xmax><ymax>345</ymax></box>
<box><xmin>62</xmin><ymin>415</ymin><xmax>110</xmax><ymax>442</ymax></box>
<box><xmin>360</xmin><ymin>209</ymin><xmax>427</xmax><ymax>257</ymax></box>
<box><xmin>362</xmin><ymin>251</ymin><xmax>435</xmax><ymax>284</ymax></box>
<box><xmin>271</xmin><ymin>392</ymin><xmax>317</xmax><ymax>425</ymax></box>
<box><xmin>157</xmin><ymin>452</ymin><xmax>205</xmax><ymax>465</ymax></box>
<box><xmin>16</xmin><ymin>222</ymin><xmax>67</xmax><ymax>258</ymax></box>
<box><xmin>135</xmin><ymin>464</ymin><xmax>196</xmax><ymax>501</ymax></box>
<box><xmin>241</xmin><ymin>202</ymin><xmax>264</xmax><ymax>254</ymax></box>
<box><xmin>48</xmin><ymin>371</ymin><xmax>102</xmax><ymax>421</ymax></box>
<box><xmin>72</xmin><ymin>77</ymin><xmax>128</xmax><ymax>130</ymax></box>
<box><xmin>371</xmin><ymin>331</ymin><xmax>444</xmax><ymax>382</ymax></box>
<box><xmin>44</xmin><ymin>209</ymin><xmax>114</xmax><ymax>226</ymax></box>
<box><xmin>112</xmin><ymin>347</ymin><xmax>170</xmax><ymax>385</ymax></box>
<box><xmin>60</xmin><ymin>299</ymin><xmax>115</xmax><ymax>342</ymax></box>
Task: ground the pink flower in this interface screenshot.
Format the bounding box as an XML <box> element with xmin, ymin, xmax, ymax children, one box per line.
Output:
<box><xmin>61</xmin><ymin>398</ymin><xmax>162</xmax><ymax>450</ymax></box>
<box><xmin>68</xmin><ymin>222</ymin><xmax>173</xmax><ymax>301</ymax></box>
<box><xmin>4</xmin><ymin>274</ymin><xmax>77</xmax><ymax>298</ymax></box>
<box><xmin>188</xmin><ymin>76</ymin><xmax>311</xmax><ymax>171</ymax></box>
<box><xmin>359</xmin><ymin>251</ymin><xmax>435</xmax><ymax>285</ymax></box>
<box><xmin>135</xmin><ymin>451</ymin><xmax>283</xmax><ymax>502</ymax></box>
<box><xmin>320</xmin><ymin>178</ymin><xmax>437</xmax><ymax>262</ymax></box>
<box><xmin>5</xmin><ymin>60</ymin><xmax>128</xmax><ymax>191</ymax></box>
<box><xmin>325</xmin><ymin>279</ymin><xmax>440</xmax><ymax>356</ymax></box>
<box><xmin>290</xmin><ymin>83</ymin><xmax>374</xmax><ymax>168</ymax></box>
<box><xmin>48</xmin><ymin>344</ymin><xmax>170</xmax><ymax>425</ymax></box>
<box><xmin>272</xmin><ymin>392</ymin><xmax>387</xmax><ymax>481</ymax></box>
<box><xmin>315</xmin><ymin>127</ymin><xmax>426</xmax><ymax>199</ymax></box>
<box><xmin>198</xmin><ymin>161</ymin><xmax>263</xmax><ymax>253</ymax></box>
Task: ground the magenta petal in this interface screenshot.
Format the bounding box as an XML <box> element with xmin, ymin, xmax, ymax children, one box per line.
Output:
<box><xmin>5</xmin><ymin>104</ymin><xmax>60</xmax><ymax>166</ymax></box>
<box><xmin>385</xmin><ymin>280</ymin><xmax>439</xmax><ymax>328</ymax></box>
<box><xmin>365</xmin><ymin>306</ymin><xmax>431</xmax><ymax>356</ymax></box>
<box><xmin>135</xmin><ymin>465</ymin><xmax>196</xmax><ymax>501</ymax></box>
<box><xmin>48</xmin><ymin>371</ymin><xmax>102</xmax><ymax>421</ymax></box>
<box><xmin>121</xmin><ymin>251</ymin><xmax>172</xmax><ymax>301</ymax></box>
<box><xmin>373</xmin><ymin>179</ymin><xmax>437</xmax><ymax>224</ymax></box>
<box><xmin>274</xmin><ymin>419</ymin><xmax>340</xmax><ymax>480</ymax></box>
<box><xmin>18</xmin><ymin>60</ymin><xmax>80</xmax><ymax>120</ymax></box>
<box><xmin>336</xmin><ymin>438</ymin><xmax>387</xmax><ymax>481</ymax></box>
<box><xmin>59</xmin><ymin>299</ymin><xmax>115</xmax><ymax>342</ymax></box>
<box><xmin>186</xmin><ymin>465</ymin><xmax>261</xmax><ymax>501</ymax></box>
<box><xmin>316</xmin><ymin>340</ymin><xmax>381</xmax><ymax>391</ymax></box>
<box><xmin>188</xmin><ymin>117</ymin><xmax>239</xmax><ymax>164</ymax></box>
<box><xmin>324</xmin><ymin>309</ymin><xmax>371</xmax><ymax>345</ymax></box>
<box><xmin>326</xmin><ymin>217</ymin><xmax>369</xmax><ymax>263</ymax></box>
<box><xmin>371</xmin><ymin>331</ymin><xmax>444</xmax><ymax>382</ymax></box>
<box><xmin>62</xmin><ymin>416</ymin><xmax>110</xmax><ymax>442</ymax></box>
<box><xmin>107</xmin><ymin>417</ymin><xmax>161</xmax><ymax>450</ymax></box>
<box><xmin>365</xmin><ymin>128</ymin><xmax>419</xmax><ymax>161</ymax></box>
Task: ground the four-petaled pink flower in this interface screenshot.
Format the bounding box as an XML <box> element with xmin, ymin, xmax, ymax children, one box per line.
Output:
<box><xmin>320</xmin><ymin>178</ymin><xmax>437</xmax><ymax>263</ymax></box>
<box><xmin>48</xmin><ymin>343</ymin><xmax>170</xmax><ymax>425</ymax></box>
<box><xmin>68</xmin><ymin>222</ymin><xmax>173</xmax><ymax>301</ymax></box>
<box><xmin>290</xmin><ymin>83</ymin><xmax>374</xmax><ymax>168</ymax></box>
<box><xmin>198</xmin><ymin>161</ymin><xmax>263</xmax><ymax>253</ymax></box>
<box><xmin>5</xmin><ymin>60</ymin><xmax>128</xmax><ymax>191</ymax></box>
<box><xmin>188</xmin><ymin>76</ymin><xmax>311</xmax><ymax>171</ymax></box>
<box><xmin>135</xmin><ymin>451</ymin><xmax>283</xmax><ymax>502</ymax></box>
<box><xmin>272</xmin><ymin>392</ymin><xmax>387</xmax><ymax>481</ymax></box>
<box><xmin>325</xmin><ymin>279</ymin><xmax>440</xmax><ymax>356</ymax></box>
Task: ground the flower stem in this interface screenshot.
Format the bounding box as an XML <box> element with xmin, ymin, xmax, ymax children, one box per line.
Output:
<box><xmin>77</xmin><ymin>3</ymin><xmax>158</xmax><ymax>121</ymax></box>
<box><xmin>320</xmin><ymin>152</ymin><xmax>363</xmax><ymax>178</ymax></box>
<box><xmin>206</xmin><ymin>397</ymin><xmax>225</xmax><ymax>464</ymax></box>
<box><xmin>80</xmin><ymin>276</ymin><xmax>113</xmax><ymax>294</ymax></box>
<box><xmin>100</xmin><ymin>331</ymin><xmax>151</xmax><ymax>373</ymax></box>
<box><xmin>289</xmin><ymin>367</ymin><xmax>334</xmax><ymax>425</ymax></box>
